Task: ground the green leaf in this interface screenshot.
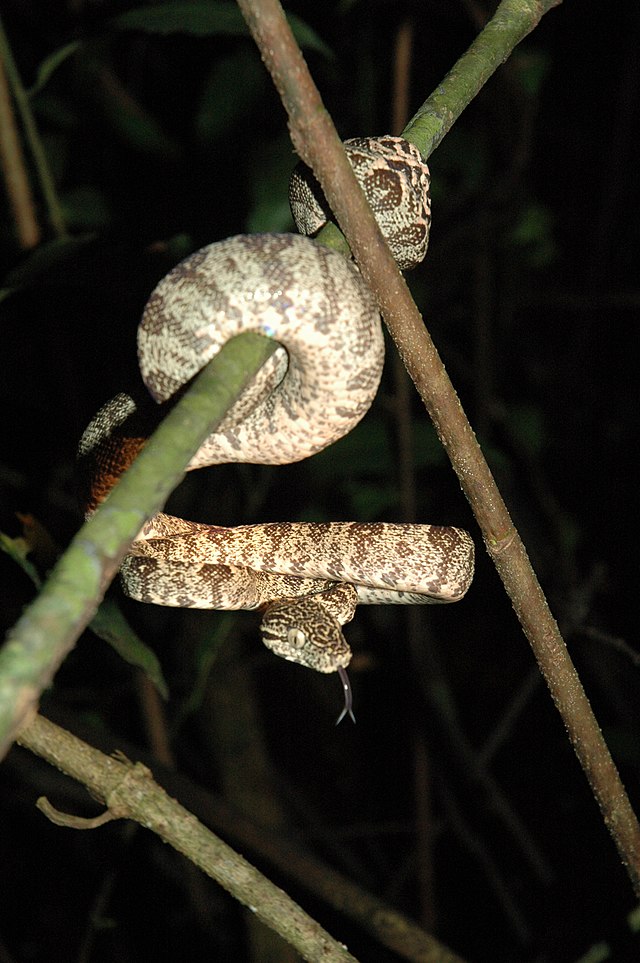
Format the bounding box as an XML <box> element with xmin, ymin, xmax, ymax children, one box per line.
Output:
<box><xmin>245</xmin><ymin>133</ymin><xmax>298</xmax><ymax>233</ymax></box>
<box><xmin>628</xmin><ymin>904</ymin><xmax>640</xmax><ymax>933</ymax></box>
<box><xmin>508</xmin><ymin>404</ymin><xmax>546</xmax><ymax>458</ymax></box>
<box><xmin>89</xmin><ymin>597</ymin><xmax>169</xmax><ymax>700</ymax></box>
<box><xmin>508</xmin><ymin>203</ymin><xmax>557</xmax><ymax>268</ymax></box>
<box><xmin>175</xmin><ymin>613</ymin><xmax>235</xmax><ymax>724</ymax></box>
<box><xmin>0</xmin><ymin>234</ymin><xmax>97</xmax><ymax>300</ymax></box>
<box><xmin>112</xmin><ymin>2</ymin><xmax>331</xmax><ymax>57</ymax></box>
<box><xmin>512</xmin><ymin>48</ymin><xmax>551</xmax><ymax>98</ymax></box>
<box><xmin>0</xmin><ymin>532</ymin><xmax>42</xmax><ymax>588</ymax></box>
<box><xmin>195</xmin><ymin>47</ymin><xmax>264</xmax><ymax>144</ymax></box>
<box><xmin>311</xmin><ymin>418</ymin><xmax>393</xmax><ymax>481</ymax></box>
<box><xmin>0</xmin><ymin>528</ymin><xmax>167</xmax><ymax>698</ymax></box>
<box><xmin>344</xmin><ymin>481</ymin><xmax>397</xmax><ymax>519</ymax></box>
<box><xmin>61</xmin><ymin>186</ymin><xmax>112</xmax><ymax>232</ymax></box>
<box><xmin>28</xmin><ymin>41</ymin><xmax>81</xmax><ymax>98</ymax></box>
<box><xmin>1</xmin><ymin>523</ymin><xmax>167</xmax><ymax>698</ymax></box>
<box><xmin>98</xmin><ymin>90</ymin><xmax>182</xmax><ymax>160</ymax></box>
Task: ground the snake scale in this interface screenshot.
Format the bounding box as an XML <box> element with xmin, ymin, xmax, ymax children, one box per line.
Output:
<box><xmin>79</xmin><ymin>136</ymin><xmax>474</xmax><ymax>721</ymax></box>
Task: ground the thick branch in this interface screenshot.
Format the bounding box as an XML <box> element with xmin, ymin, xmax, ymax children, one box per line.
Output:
<box><xmin>16</xmin><ymin>711</ymin><xmax>468</xmax><ymax>963</ymax></box>
<box><xmin>235</xmin><ymin>0</ymin><xmax>640</xmax><ymax>897</ymax></box>
<box><xmin>0</xmin><ymin>333</ymin><xmax>277</xmax><ymax>757</ymax></box>
<box><xmin>16</xmin><ymin>714</ymin><xmax>359</xmax><ymax>963</ymax></box>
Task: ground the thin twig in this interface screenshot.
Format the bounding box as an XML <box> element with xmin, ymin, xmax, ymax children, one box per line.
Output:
<box><xmin>235</xmin><ymin>0</ymin><xmax>640</xmax><ymax>897</ymax></box>
<box><xmin>435</xmin><ymin>772</ymin><xmax>532</xmax><ymax>946</ymax></box>
<box><xmin>0</xmin><ymin>14</ymin><xmax>67</xmax><ymax>237</ymax></box>
<box><xmin>390</xmin><ymin>19</ymin><xmax>438</xmax><ymax>930</ymax></box>
<box><xmin>409</xmin><ymin>637</ymin><xmax>552</xmax><ymax>884</ymax></box>
<box><xmin>391</xmin><ymin>19</ymin><xmax>414</xmax><ymax>141</ymax></box>
<box><xmin>0</xmin><ymin>50</ymin><xmax>39</xmax><ymax>247</ymax></box>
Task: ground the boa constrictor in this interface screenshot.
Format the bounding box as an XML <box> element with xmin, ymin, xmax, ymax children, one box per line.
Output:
<box><xmin>79</xmin><ymin>136</ymin><xmax>474</xmax><ymax>722</ymax></box>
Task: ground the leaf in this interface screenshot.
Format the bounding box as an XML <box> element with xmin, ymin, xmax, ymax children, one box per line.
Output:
<box><xmin>508</xmin><ymin>404</ymin><xmax>546</xmax><ymax>458</ymax></box>
<box><xmin>244</xmin><ymin>133</ymin><xmax>298</xmax><ymax>233</ymax></box>
<box><xmin>28</xmin><ymin>41</ymin><xmax>82</xmax><ymax>98</ymax></box>
<box><xmin>195</xmin><ymin>47</ymin><xmax>264</xmax><ymax>144</ymax></box>
<box><xmin>89</xmin><ymin>597</ymin><xmax>169</xmax><ymax>700</ymax></box>
<box><xmin>97</xmin><ymin>81</ymin><xmax>182</xmax><ymax>160</ymax></box>
<box><xmin>1</xmin><ymin>234</ymin><xmax>97</xmax><ymax>294</ymax></box>
<box><xmin>628</xmin><ymin>904</ymin><xmax>640</xmax><ymax>934</ymax></box>
<box><xmin>508</xmin><ymin>203</ymin><xmax>557</xmax><ymax>268</ymax></box>
<box><xmin>61</xmin><ymin>186</ymin><xmax>113</xmax><ymax>232</ymax></box>
<box><xmin>311</xmin><ymin>418</ymin><xmax>394</xmax><ymax>482</ymax></box>
<box><xmin>112</xmin><ymin>2</ymin><xmax>332</xmax><ymax>57</ymax></box>
<box><xmin>345</xmin><ymin>481</ymin><xmax>398</xmax><ymax>519</ymax></box>
<box><xmin>1</xmin><ymin>524</ymin><xmax>167</xmax><ymax>698</ymax></box>
<box><xmin>0</xmin><ymin>532</ymin><xmax>42</xmax><ymax>588</ymax></box>
<box><xmin>175</xmin><ymin>613</ymin><xmax>235</xmax><ymax>723</ymax></box>
<box><xmin>512</xmin><ymin>48</ymin><xmax>551</xmax><ymax>98</ymax></box>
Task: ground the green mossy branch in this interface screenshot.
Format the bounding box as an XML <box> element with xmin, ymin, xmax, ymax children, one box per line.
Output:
<box><xmin>0</xmin><ymin>333</ymin><xmax>277</xmax><ymax>757</ymax></box>
<box><xmin>403</xmin><ymin>0</ymin><xmax>563</xmax><ymax>158</ymax></box>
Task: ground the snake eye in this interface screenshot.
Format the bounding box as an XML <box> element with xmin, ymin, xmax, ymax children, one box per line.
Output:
<box><xmin>287</xmin><ymin>628</ymin><xmax>306</xmax><ymax>649</ymax></box>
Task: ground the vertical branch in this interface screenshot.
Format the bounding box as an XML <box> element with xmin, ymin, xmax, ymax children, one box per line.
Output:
<box><xmin>0</xmin><ymin>15</ymin><xmax>67</xmax><ymax>238</ymax></box>
<box><xmin>16</xmin><ymin>714</ymin><xmax>362</xmax><ymax>963</ymax></box>
<box><xmin>235</xmin><ymin>0</ymin><xmax>640</xmax><ymax>898</ymax></box>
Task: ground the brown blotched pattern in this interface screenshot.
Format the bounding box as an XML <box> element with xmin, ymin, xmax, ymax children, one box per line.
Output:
<box><xmin>137</xmin><ymin>233</ymin><xmax>384</xmax><ymax>469</ymax></box>
<box><xmin>289</xmin><ymin>136</ymin><xmax>431</xmax><ymax>271</ymax></box>
<box><xmin>131</xmin><ymin>521</ymin><xmax>474</xmax><ymax>605</ymax></box>
<box><xmin>81</xmin><ymin>222</ymin><xmax>473</xmax><ymax>675</ymax></box>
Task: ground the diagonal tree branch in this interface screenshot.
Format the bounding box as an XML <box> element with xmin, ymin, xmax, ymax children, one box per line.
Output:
<box><xmin>402</xmin><ymin>0</ymin><xmax>560</xmax><ymax>156</ymax></box>
<box><xmin>235</xmin><ymin>0</ymin><xmax>640</xmax><ymax>897</ymax></box>
<box><xmin>15</xmin><ymin>713</ymin><xmax>362</xmax><ymax>963</ymax></box>
<box><xmin>0</xmin><ymin>333</ymin><xmax>278</xmax><ymax>757</ymax></box>
<box><xmin>16</xmin><ymin>710</ymin><xmax>469</xmax><ymax>962</ymax></box>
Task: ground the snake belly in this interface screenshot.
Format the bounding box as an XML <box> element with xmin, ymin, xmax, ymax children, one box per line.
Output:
<box><xmin>80</xmin><ymin>139</ymin><xmax>474</xmax><ymax>684</ymax></box>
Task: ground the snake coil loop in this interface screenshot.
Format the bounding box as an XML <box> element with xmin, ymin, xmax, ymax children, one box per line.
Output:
<box><xmin>80</xmin><ymin>136</ymin><xmax>472</xmax><ymax>722</ymax></box>
<box><xmin>289</xmin><ymin>136</ymin><xmax>431</xmax><ymax>270</ymax></box>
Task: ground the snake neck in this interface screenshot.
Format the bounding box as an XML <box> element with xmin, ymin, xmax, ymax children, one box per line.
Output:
<box><xmin>77</xmin><ymin>392</ymin><xmax>160</xmax><ymax>514</ymax></box>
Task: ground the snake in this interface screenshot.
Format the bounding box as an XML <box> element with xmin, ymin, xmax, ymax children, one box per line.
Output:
<box><xmin>79</xmin><ymin>136</ymin><xmax>474</xmax><ymax>722</ymax></box>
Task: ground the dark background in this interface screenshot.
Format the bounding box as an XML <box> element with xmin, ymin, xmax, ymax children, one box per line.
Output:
<box><xmin>1</xmin><ymin>1</ymin><xmax>639</xmax><ymax>961</ymax></box>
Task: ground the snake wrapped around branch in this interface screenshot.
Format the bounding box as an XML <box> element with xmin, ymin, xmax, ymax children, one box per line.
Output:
<box><xmin>79</xmin><ymin>135</ymin><xmax>474</xmax><ymax>722</ymax></box>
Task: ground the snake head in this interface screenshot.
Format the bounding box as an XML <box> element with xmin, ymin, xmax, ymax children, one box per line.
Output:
<box><xmin>260</xmin><ymin>596</ymin><xmax>352</xmax><ymax>673</ymax></box>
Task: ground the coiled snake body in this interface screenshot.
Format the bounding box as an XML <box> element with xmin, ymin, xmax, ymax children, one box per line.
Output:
<box><xmin>80</xmin><ymin>137</ymin><xmax>474</xmax><ymax>719</ymax></box>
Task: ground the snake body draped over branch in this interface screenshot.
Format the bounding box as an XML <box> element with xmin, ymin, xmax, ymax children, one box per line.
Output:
<box><xmin>79</xmin><ymin>136</ymin><xmax>474</xmax><ymax>720</ymax></box>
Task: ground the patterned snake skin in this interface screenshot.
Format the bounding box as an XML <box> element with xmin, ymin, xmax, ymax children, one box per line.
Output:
<box><xmin>289</xmin><ymin>136</ymin><xmax>431</xmax><ymax>270</ymax></box>
<box><xmin>79</xmin><ymin>138</ymin><xmax>474</xmax><ymax>719</ymax></box>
